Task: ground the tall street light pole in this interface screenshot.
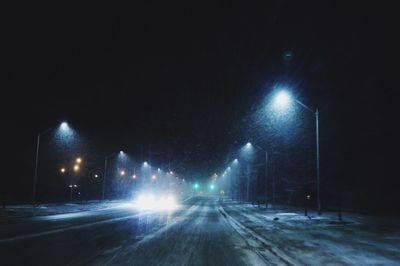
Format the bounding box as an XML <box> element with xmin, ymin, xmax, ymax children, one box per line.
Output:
<box><xmin>102</xmin><ymin>156</ymin><xmax>108</xmax><ymax>201</ymax></box>
<box><xmin>245</xmin><ymin>143</ymin><xmax>270</xmax><ymax>206</ymax></box>
<box><xmin>274</xmin><ymin>91</ymin><xmax>321</xmax><ymax>215</ymax></box>
<box><xmin>32</xmin><ymin>122</ymin><xmax>70</xmax><ymax>205</ymax></box>
<box><xmin>295</xmin><ymin>100</ymin><xmax>321</xmax><ymax>215</ymax></box>
<box><xmin>102</xmin><ymin>151</ymin><xmax>124</xmax><ymax>201</ymax></box>
<box><xmin>32</xmin><ymin>132</ymin><xmax>41</xmax><ymax>205</ymax></box>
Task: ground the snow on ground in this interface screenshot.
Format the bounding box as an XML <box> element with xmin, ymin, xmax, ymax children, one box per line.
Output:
<box><xmin>221</xmin><ymin>198</ymin><xmax>400</xmax><ymax>265</ymax></box>
<box><xmin>0</xmin><ymin>200</ymin><xmax>126</xmax><ymax>221</ymax></box>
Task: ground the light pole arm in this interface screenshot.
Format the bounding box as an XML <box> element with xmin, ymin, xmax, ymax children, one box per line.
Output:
<box><xmin>295</xmin><ymin>100</ymin><xmax>316</xmax><ymax>114</ymax></box>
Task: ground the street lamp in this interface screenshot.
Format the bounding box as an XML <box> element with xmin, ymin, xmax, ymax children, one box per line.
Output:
<box><xmin>76</xmin><ymin>157</ymin><xmax>82</xmax><ymax>164</ymax></box>
<box><xmin>273</xmin><ymin>90</ymin><xmax>322</xmax><ymax>215</ymax></box>
<box><xmin>244</xmin><ymin>142</ymin><xmax>270</xmax><ymax>206</ymax></box>
<box><xmin>73</xmin><ymin>165</ymin><xmax>80</xmax><ymax>172</ymax></box>
<box><xmin>274</xmin><ymin>91</ymin><xmax>291</xmax><ymax>108</ymax></box>
<box><xmin>32</xmin><ymin>121</ymin><xmax>72</xmax><ymax>205</ymax></box>
<box><xmin>60</xmin><ymin>167</ymin><xmax>66</xmax><ymax>173</ymax></box>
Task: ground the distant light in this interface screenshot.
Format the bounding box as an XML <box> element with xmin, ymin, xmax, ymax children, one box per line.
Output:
<box><xmin>274</xmin><ymin>90</ymin><xmax>291</xmax><ymax>108</ymax></box>
<box><xmin>152</xmin><ymin>175</ymin><xmax>157</xmax><ymax>180</ymax></box>
<box><xmin>60</xmin><ymin>122</ymin><xmax>69</xmax><ymax>131</ymax></box>
<box><xmin>94</xmin><ymin>174</ymin><xmax>98</xmax><ymax>178</ymax></box>
<box><xmin>170</xmin><ymin>171</ymin><xmax>174</xmax><ymax>175</ymax></box>
<box><xmin>233</xmin><ymin>159</ymin><xmax>238</xmax><ymax>163</ymax></box>
<box><xmin>143</xmin><ymin>161</ymin><xmax>148</xmax><ymax>166</ymax></box>
<box><xmin>69</xmin><ymin>185</ymin><xmax>72</xmax><ymax>188</ymax></box>
<box><xmin>227</xmin><ymin>167</ymin><xmax>231</xmax><ymax>171</ymax></box>
<box><xmin>60</xmin><ymin>167</ymin><xmax>66</xmax><ymax>173</ymax></box>
<box><xmin>73</xmin><ymin>165</ymin><xmax>80</xmax><ymax>172</ymax></box>
<box><xmin>74</xmin><ymin>185</ymin><xmax>78</xmax><ymax>187</ymax></box>
<box><xmin>194</xmin><ymin>183</ymin><xmax>199</xmax><ymax>189</ymax></box>
<box><xmin>120</xmin><ymin>170</ymin><xmax>125</xmax><ymax>176</ymax></box>
<box><xmin>210</xmin><ymin>184</ymin><xmax>215</xmax><ymax>190</ymax></box>
<box><xmin>158</xmin><ymin>168</ymin><xmax>161</xmax><ymax>172</ymax></box>
<box><xmin>246</xmin><ymin>142</ymin><xmax>252</xmax><ymax>147</ymax></box>
<box><xmin>132</xmin><ymin>174</ymin><xmax>137</xmax><ymax>179</ymax></box>
<box><xmin>119</xmin><ymin>151</ymin><xmax>124</xmax><ymax>155</ymax></box>
<box><xmin>76</xmin><ymin>157</ymin><xmax>82</xmax><ymax>164</ymax></box>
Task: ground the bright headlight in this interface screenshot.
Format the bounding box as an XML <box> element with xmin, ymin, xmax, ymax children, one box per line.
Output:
<box><xmin>134</xmin><ymin>193</ymin><xmax>177</xmax><ymax>211</ymax></box>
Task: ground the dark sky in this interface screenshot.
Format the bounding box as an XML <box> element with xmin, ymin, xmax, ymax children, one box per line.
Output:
<box><xmin>2</xmin><ymin>3</ymin><xmax>399</xmax><ymax>209</ymax></box>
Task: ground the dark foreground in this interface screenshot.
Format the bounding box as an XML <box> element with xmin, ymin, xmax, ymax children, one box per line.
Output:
<box><xmin>0</xmin><ymin>197</ymin><xmax>399</xmax><ymax>265</ymax></box>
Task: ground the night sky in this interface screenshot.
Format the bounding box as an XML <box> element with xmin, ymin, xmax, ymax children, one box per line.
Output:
<box><xmin>2</xmin><ymin>3</ymin><xmax>399</xmax><ymax>213</ymax></box>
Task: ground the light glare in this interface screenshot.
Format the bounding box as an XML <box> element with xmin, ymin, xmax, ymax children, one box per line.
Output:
<box><xmin>274</xmin><ymin>91</ymin><xmax>291</xmax><ymax>108</ymax></box>
<box><xmin>60</xmin><ymin>122</ymin><xmax>69</xmax><ymax>131</ymax></box>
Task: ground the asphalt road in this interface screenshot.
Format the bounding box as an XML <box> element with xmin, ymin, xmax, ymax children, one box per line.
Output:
<box><xmin>0</xmin><ymin>197</ymin><xmax>265</xmax><ymax>266</ymax></box>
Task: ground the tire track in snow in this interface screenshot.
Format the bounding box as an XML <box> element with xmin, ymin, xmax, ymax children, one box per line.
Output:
<box><xmin>219</xmin><ymin>205</ymin><xmax>300</xmax><ymax>266</ymax></box>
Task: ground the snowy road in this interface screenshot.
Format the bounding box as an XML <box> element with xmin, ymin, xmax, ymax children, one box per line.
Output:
<box><xmin>0</xmin><ymin>197</ymin><xmax>265</xmax><ymax>265</ymax></box>
<box><xmin>0</xmin><ymin>196</ymin><xmax>399</xmax><ymax>265</ymax></box>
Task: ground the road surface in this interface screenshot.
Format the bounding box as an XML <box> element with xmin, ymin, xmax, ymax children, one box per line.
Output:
<box><xmin>0</xmin><ymin>197</ymin><xmax>266</xmax><ymax>265</ymax></box>
<box><xmin>1</xmin><ymin>196</ymin><xmax>399</xmax><ymax>265</ymax></box>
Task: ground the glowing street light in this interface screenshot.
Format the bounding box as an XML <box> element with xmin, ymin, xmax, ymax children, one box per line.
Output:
<box><xmin>76</xmin><ymin>157</ymin><xmax>82</xmax><ymax>164</ymax></box>
<box><xmin>60</xmin><ymin>167</ymin><xmax>66</xmax><ymax>173</ymax></box>
<box><xmin>94</xmin><ymin>174</ymin><xmax>98</xmax><ymax>178</ymax></box>
<box><xmin>274</xmin><ymin>90</ymin><xmax>291</xmax><ymax>108</ymax></box>
<box><xmin>151</xmin><ymin>175</ymin><xmax>157</xmax><ymax>180</ymax></box>
<box><xmin>73</xmin><ymin>165</ymin><xmax>80</xmax><ymax>172</ymax></box>
<box><xmin>120</xmin><ymin>170</ymin><xmax>125</xmax><ymax>176</ymax></box>
<box><xmin>272</xmin><ymin>89</ymin><xmax>321</xmax><ymax>214</ymax></box>
<box><xmin>132</xmin><ymin>174</ymin><xmax>137</xmax><ymax>179</ymax></box>
<box><xmin>143</xmin><ymin>161</ymin><xmax>148</xmax><ymax>167</ymax></box>
<box><xmin>60</xmin><ymin>122</ymin><xmax>69</xmax><ymax>131</ymax></box>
